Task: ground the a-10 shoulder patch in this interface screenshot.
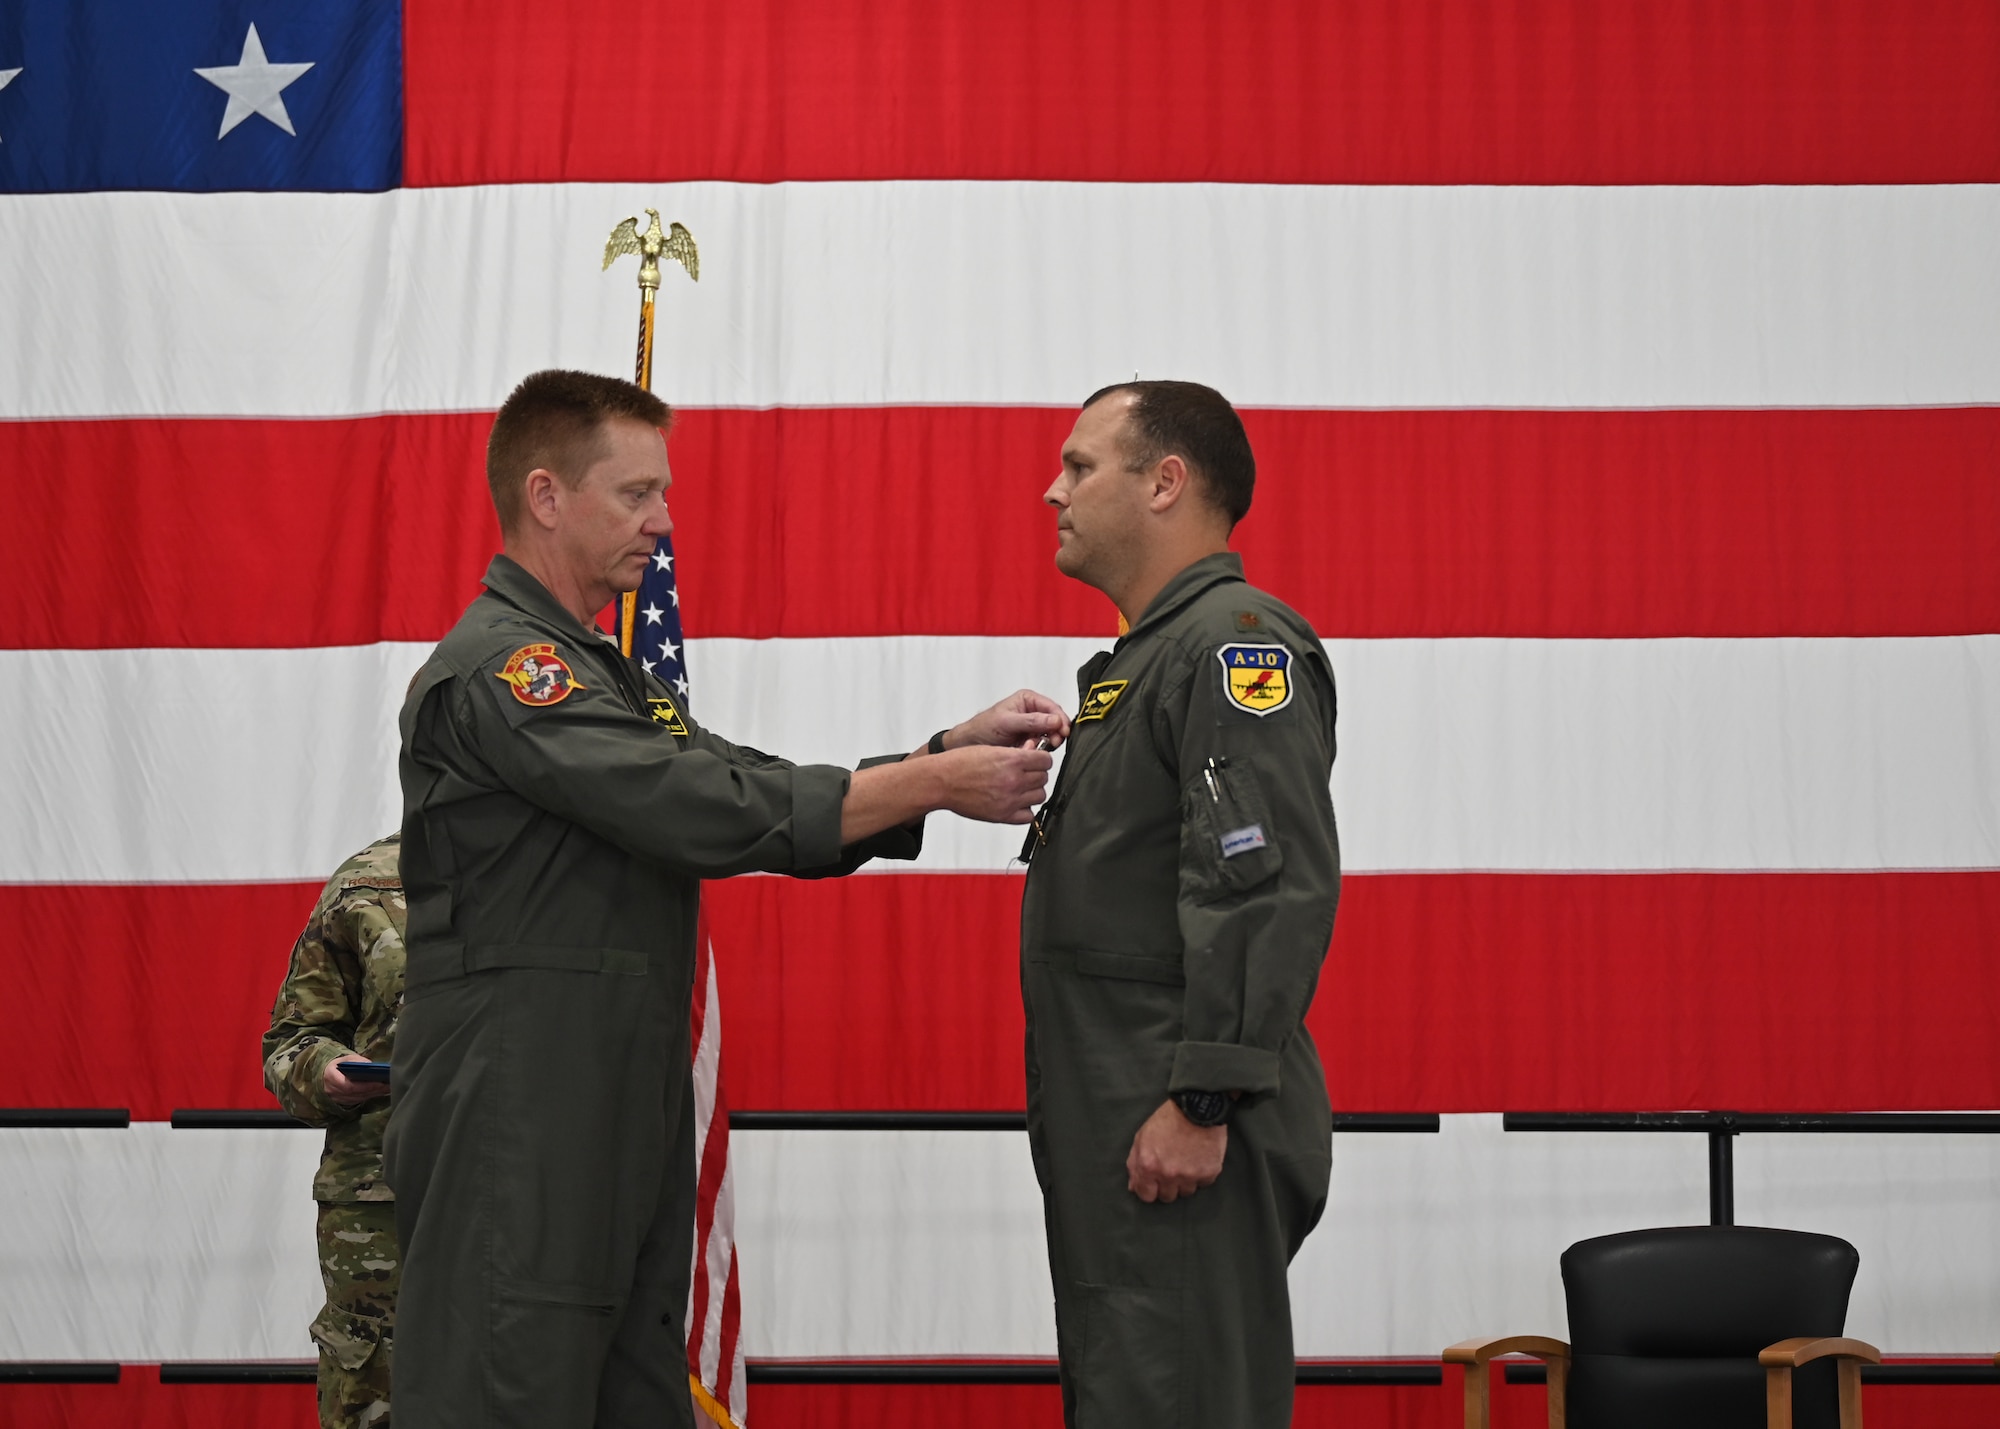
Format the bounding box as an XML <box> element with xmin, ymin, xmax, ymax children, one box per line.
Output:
<box><xmin>1216</xmin><ymin>641</ymin><xmax>1293</xmax><ymax>716</ymax></box>
<box><xmin>648</xmin><ymin>696</ymin><xmax>690</xmax><ymax>735</ymax></box>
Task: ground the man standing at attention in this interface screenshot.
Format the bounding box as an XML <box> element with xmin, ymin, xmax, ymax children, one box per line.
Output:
<box><xmin>264</xmin><ymin>832</ymin><xmax>405</xmax><ymax>1429</ymax></box>
<box><xmin>1022</xmin><ymin>381</ymin><xmax>1341</xmax><ymax>1426</ymax></box>
<box><xmin>389</xmin><ymin>369</ymin><xmax>1065</xmax><ymax>1428</ymax></box>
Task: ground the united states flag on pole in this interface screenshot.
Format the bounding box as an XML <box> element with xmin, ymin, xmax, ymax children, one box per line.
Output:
<box><xmin>4</xmin><ymin>2</ymin><xmax>2000</xmax><ymax>1422</ymax></box>
<box><xmin>615</xmin><ymin>536</ymin><xmax>748</xmax><ymax>1426</ymax></box>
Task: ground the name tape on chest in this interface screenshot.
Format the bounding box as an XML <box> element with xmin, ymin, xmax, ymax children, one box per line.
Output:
<box><xmin>495</xmin><ymin>644</ymin><xmax>586</xmax><ymax>707</ymax></box>
<box><xmin>648</xmin><ymin>696</ymin><xmax>689</xmax><ymax>735</ymax></box>
<box><xmin>1076</xmin><ymin>679</ymin><xmax>1130</xmax><ymax>722</ymax></box>
<box><xmin>1216</xmin><ymin>641</ymin><xmax>1293</xmax><ymax>716</ymax></box>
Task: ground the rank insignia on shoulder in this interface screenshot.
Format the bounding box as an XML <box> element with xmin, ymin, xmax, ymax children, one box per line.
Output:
<box><xmin>1234</xmin><ymin>610</ymin><xmax>1263</xmax><ymax>631</ymax></box>
<box><xmin>1217</xmin><ymin>642</ymin><xmax>1293</xmax><ymax>716</ymax></box>
<box><xmin>495</xmin><ymin>644</ymin><xmax>585</xmax><ymax>707</ymax></box>
<box><xmin>647</xmin><ymin>696</ymin><xmax>689</xmax><ymax>735</ymax></box>
<box><xmin>1076</xmin><ymin>679</ymin><xmax>1130</xmax><ymax>722</ymax></box>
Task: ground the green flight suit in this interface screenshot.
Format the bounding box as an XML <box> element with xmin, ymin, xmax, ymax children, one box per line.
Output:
<box><xmin>387</xmin><ymin>554</ymin><xmax>919</xmax><ymax>1429</ymax></box>
<box><xmin>1020</xmin><ymin>552</ymin><xmax>1340</xmax><ymax>1428</ymax></box>
<box><xmin>264</xmin><ymin>833</ymin><xmax>406</xmax><ymax>1429</ymax></box>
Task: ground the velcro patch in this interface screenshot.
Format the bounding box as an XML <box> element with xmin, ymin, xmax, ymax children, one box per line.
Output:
<box><xmin>1220</xmin><ymin>823</ymin><xmax>1268</xmax><ymax>858</ymax></box>
<box><xmin>495</xmin><ymin>644</ymin><xmax>585</xmax><ymax>707</ymax></box>
<box><xmin>1216</xmin><ymin>642</ymin><xmax>1293</xmax><ymax>716</ymax></box>
<box><xmin>1076</xmin><ymin>679</ymin><xmax>1129</xmax><ymax>722</ymax></box>
<box><xmin>648</xmin><ymin>696</ymin><xmax>689</xmax><ymax>735</ymax></box>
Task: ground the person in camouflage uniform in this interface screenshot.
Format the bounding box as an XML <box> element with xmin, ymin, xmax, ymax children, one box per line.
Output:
<box><xmin>264</xmin><ymin>832</ymin><xmax>406</xmax><ymax>1429</ymax></box>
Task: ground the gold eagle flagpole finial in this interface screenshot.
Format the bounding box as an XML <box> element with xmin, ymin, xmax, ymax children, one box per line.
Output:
<box><xmin>603</xmin><ymin>207</ymin><xmax>699</xmax><ymax>393</ymax></box>
<box><xmin>603</xmin><ymin>208</ymin><xmax>697</xmax><ymax>653</ymax></box>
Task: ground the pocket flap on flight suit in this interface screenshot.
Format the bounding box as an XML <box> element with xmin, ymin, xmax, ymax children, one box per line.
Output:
<box><xmin>1074</xmin><ymin>950</ymin><xmax>1186</xmax><ymax>986</ymax></box>
<box><xmin>497</xmin><ymin>1275</ymin><xmax>619</xmax><ymax>1311</ymax></box>
<box><xmin>1182</xmin><ymin>761</ymin><xmax>1286</xmax><ymax>902</ymax></box>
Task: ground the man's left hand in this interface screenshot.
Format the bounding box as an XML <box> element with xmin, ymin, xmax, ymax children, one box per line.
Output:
<box><xmin>942</xmin><ymin>689</ymin><xmax>1072</xmax><ymax>752</ymax></box>
<box><xmin>1126</xmin><ymin>1098</ymin><xmax>1227</xmax><ymax>1203</ymax></box>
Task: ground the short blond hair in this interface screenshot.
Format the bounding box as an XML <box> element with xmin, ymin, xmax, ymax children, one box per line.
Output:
<box><xmin>486</xmin><ymin>370</ymin><xmax>672</xmax><ymax>531</ymax></box>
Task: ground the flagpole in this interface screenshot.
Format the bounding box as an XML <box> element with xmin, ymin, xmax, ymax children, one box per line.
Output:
<box><xmin>603</xmin><ymin>208</ymin><xmax>698</xmax><ymax>653</ymax></box>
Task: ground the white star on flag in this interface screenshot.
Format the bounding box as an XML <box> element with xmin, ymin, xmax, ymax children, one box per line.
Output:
<box><xmin>641</xmin><ymin>657</ymin><xmax>657</xmax><ymax>674</ymax></box>
<box><xmin>642</xmin><ymin>603</ymin><xmax>664</xmax><ymax>625</ymax></box>
<box><xmin>659</xmin><ymin>639</ymin><xmax>679</xmax><ymax>661</ymax></box>
<box><xmin>194</xmin><ymin>24</ymin><xmax>314</xmax><ymax>138</ymax></box>
<box><xmin>674</xmin><ymin>675</ymin><xmax>692</xmax><ymax>698</ymax></box>
<box><xmin>0</xmin><ymin>68</ymin><xmax>20</xmax><ymax>143</ymax></box>
<box><xmin>651</xmin><ymin>549</ymin><xmax>673</xmax><ymax>572</ymax></box>
<box><xmin>670</xmin><ymin>587</ymin><xmax>680</xmax><ymax>607</ymax></box>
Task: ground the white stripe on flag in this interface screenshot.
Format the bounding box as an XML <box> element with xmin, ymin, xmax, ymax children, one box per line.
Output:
<box><xmin>5</xmin><ymin>1120</ymin><xmax>1995</xmax><ymax>1360</ymax></box>
<box><xmin>3</xmin><ymin>183</ymin><xmax>1997</xmax><ymax>418</ymax></box>
<box><xmin>6</xmin><ymin>636</ymin><xmax>1998</xmax><ymax>883</ymax></box>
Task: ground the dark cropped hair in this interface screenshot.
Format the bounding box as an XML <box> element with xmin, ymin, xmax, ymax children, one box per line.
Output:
<box><xmin>1083</xmin><ymin>380</ymin><xmax>1255</xmax><ymax>527</ymax></box>
<box><xmin>486</xmin><ymin>369</ymin><xmax>672</xmax><ymax>532</ymax></box>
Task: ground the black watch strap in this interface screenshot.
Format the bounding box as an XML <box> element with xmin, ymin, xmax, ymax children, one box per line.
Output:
<box><xmin>927</xmin><ymin>729</ymin><xmax>950</xmax><ymax>756</ymax></box>
<box><xmin>1173</xmin><ymin>1089</ymin><xmax>1232</xmax><ymax>1127</ymax></box>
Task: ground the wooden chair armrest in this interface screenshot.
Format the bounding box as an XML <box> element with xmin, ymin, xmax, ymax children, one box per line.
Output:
<box><xmin>1763</xmin><ymin>1337</ymin><xmax>1880</xmax><ymax>1429</ymax></box>
<box><xmin>1445</xmin><ymin>1336</ymin><xmax>1571</xmax><ymax>1429</ymax></box>
<box><xmin>1445</xmin><ymin>1335</ymin><xmax>1572</xmax><ymax>1365</ymax></box>
<box><xmin>1759</xmin><ymin>1337</ymin><xmax>1882</xmax><ymax>1368</ymax></box>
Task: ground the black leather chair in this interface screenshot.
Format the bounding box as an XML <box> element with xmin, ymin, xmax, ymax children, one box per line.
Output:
<box><xmin>1444</xmin><ymin>1226</ymin><xmax>1880</xmax><ymax>1428</ymax></box>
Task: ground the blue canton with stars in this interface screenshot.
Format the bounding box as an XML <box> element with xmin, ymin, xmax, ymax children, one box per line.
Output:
<box><xmin>621</xmin><ymin>535</ymin><xmax>691</xmax><ymax>705</ymax></box>
<box><xmin>0</xmin><ymin>0</ymin><xmax>400</xmax><ymax>193</ymax></box>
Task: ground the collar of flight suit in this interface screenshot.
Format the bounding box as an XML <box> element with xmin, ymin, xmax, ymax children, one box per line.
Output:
<box><xmin>480</xmin><ymin>553</ymin><xmax>609</xmax><ymax>646</ymax></box>
<box><xmin>1120</xmin><ymin>550</ymin><xmax>1247</xmax><ymax>645</ymax></box>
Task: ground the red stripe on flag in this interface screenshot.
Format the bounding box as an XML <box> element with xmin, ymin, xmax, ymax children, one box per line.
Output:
<box><xmin>700</xmin><ymin>870</ymin><xmax>2000</xmax><ymax>1114</ymax></box>
<box><xmin>404</xmin><ymin>0</ymin><xmax>2000</xmax><ymax>186</ymax></box>
<box><xmin>0</xmin><ymin>1374</ymin><xmax>1982</xmax><ymax>1428</ymax></box>
<box><xmin>9</xmin><ymin>407</ymin><xmax>1999</xmax><ymax>647</ymax></box>
<box><xmin>8</xmin><ymin>872</ymin><xmax>1996</xmax><ymax>1117</ymax></box>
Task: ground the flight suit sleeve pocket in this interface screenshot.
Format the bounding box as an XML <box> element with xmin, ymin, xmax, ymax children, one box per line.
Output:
<box><xmin>310</xmin><ymin>1302</ymin><xmax>391</xmax><ymax>1372</ymax></box>
<box><xmin>1180</xmin><ymin>760</ymin><xmax>1285</xmax><ymax>902</ymax></box>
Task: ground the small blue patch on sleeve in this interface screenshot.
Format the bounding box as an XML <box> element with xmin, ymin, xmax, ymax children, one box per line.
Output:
<box><xmin>1220</xmin><ymin>823</ymin><xmax>1268</xmax><ymax>858</ymax></box>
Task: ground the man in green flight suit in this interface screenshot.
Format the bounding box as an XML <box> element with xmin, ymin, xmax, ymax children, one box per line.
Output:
<box><xmin>1022</xmin><ymin>381</ymin><xmax>1341</xmax><ymax>1426</ymax></box>
<box><xmin>264</xmin><ymin>832</ymin><xmax>406</xmax><ymax>1429</ymax></box>
<box><xmin>388</xmin><ymin>369</ymin><xmax>1067</xmax><ymax>1429</ymax></box>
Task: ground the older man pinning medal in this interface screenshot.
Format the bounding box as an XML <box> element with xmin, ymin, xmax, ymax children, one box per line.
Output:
<box><xmin>387</xmin><ymin>369</ymin><xmax>1068</xmax><ymax>1429</ymax></box>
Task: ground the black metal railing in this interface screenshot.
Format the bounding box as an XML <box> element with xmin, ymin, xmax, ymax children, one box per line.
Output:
<box><xmin>1503</xmin><ymin>1111</ymin><xmax>2000</xmax><ymax>1226</ymax></box>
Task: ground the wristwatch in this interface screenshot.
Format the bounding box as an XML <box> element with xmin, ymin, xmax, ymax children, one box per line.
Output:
<box><xmin>1173</xmin><ymin>1089</ymin><xmax>1232</xmax><ymax>1127</ymax></box>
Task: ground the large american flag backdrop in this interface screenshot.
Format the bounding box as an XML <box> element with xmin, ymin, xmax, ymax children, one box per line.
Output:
<box><xmin>3</xmin><ymin>2</ymin><xmax>1999</xmax><ymax>1425</ymax></box>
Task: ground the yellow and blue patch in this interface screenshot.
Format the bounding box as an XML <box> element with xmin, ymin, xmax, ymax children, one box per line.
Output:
<box><xmin>1216</xmin><ymin>642</ymin><xmax>1292</xmax><ymax>716</ymax></box>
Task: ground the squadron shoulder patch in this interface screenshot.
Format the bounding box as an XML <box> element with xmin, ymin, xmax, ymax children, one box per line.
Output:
<box><xmin>1076</xmin><ymin>679</ymin><xmax>1130</xmax><ymax>723</ymax></box>
<box><xmin>494</xmin><ymin>644</ymin><xmax>585</xmax><ymax>707</ymax></box>
<box><xmin>1216</xmin><ymin>642</ymin><xmax>1293</xmax><ymax>716</ymax></box>
<box><xmin>647</xmin><ymin>696</ymin><xmax>690</xmax><ymax>735</ymax></box>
